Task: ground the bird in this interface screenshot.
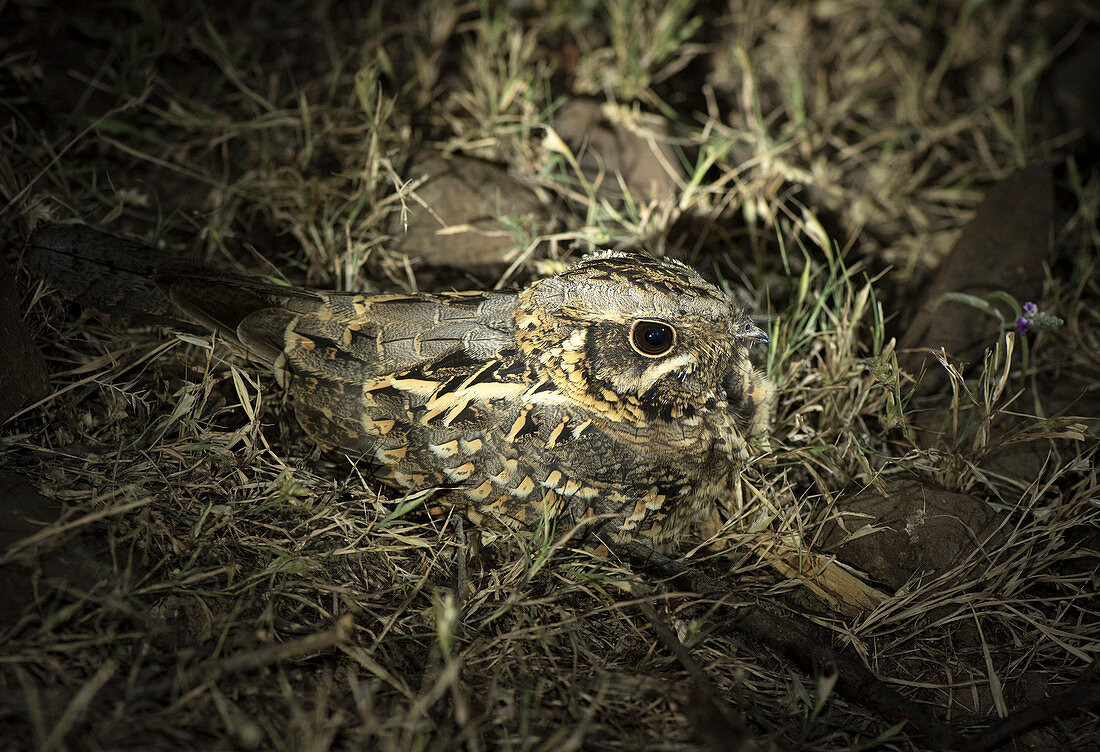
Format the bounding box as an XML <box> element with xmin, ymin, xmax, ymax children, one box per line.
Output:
<box><xmin>155</xmin><ymin>250</ymin><xmax>775</xmax><ymax>546</ymax></box>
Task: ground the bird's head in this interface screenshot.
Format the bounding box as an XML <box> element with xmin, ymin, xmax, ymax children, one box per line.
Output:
<box><xmin>514</xmin><ymin>251</ymin><xmax>769</xmax><ymax>426</ymax></box>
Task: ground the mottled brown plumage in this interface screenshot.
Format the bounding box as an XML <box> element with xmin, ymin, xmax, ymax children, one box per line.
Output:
<box><xmin>156</xmin><ymin>251</ymin><xmax>774</xmax><ymax>545</ymax></box>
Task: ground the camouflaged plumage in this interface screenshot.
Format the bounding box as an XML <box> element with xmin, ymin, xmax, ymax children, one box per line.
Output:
<box><xmin>156</xmin><ymin>251</ymin><xmax>775</xmax><ymax>545</ymax></box>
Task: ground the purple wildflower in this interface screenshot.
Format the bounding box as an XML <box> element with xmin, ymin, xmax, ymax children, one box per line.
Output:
<box><xmin>1015</xmin><ymin>301</ymin><xmax>1063</xmax><ymax>336</ymax></box>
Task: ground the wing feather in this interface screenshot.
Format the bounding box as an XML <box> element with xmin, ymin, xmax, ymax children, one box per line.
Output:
<box><xmin>156</xmin><ymin>263</ymin><xmax>527</xmax><ymax>457</ymax></box>
<box><xmin>156</xmin><ymin>263</ymin><xmax>518</xmax><ymax>371</ymax></box>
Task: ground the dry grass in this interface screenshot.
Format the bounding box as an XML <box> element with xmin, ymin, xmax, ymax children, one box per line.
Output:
<box><xmin>2</xmin><ymin>1</ymin><xmax>1098</xmax><ymax>750</ymax></box>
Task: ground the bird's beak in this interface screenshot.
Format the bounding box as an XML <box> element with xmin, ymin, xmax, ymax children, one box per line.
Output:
<box><xmin>737</xmin><ymin>321</ymin><xmax>770</xmax><ymax>345</ymax></box>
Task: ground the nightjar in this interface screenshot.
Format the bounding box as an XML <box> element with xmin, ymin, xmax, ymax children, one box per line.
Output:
<box><xmin>156</xmin><ymin>251</ymin><xmax>774</xmax><ymax>545</ymax></box>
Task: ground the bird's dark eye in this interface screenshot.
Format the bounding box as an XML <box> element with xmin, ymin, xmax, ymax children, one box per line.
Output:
<box><xmin>630</xmin><ymin>320</ymin><xmax>676</xmax><ymax>357</ymax></box>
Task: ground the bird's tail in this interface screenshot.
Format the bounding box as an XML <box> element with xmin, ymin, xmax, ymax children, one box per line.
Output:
<box><xmin>153</xmin><ymin>262</ymin><xmax>323</xmax><ymax>365</ymax></box>
<box><xmin>25</xmin><ymin>221</ymin><xmax>182</xmax><ymax>323</ymax></box>
<box><xmin>25</xmin><ymin>221</ymin><xmax>331</xmax><ymax>366</ymax></box>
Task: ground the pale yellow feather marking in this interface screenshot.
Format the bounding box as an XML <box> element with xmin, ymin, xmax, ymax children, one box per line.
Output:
<box><xmin>461</xmin><ymin>438</ymin><xmax>483</xmax><ymax>453</ymax></box>
<box><xmin>363</xmin><ymin>375</ymin><xmax>392</xmax><ymax>392</ymax></box>
<box><xmin>643</xmin><ymin>487</ymin><xmax>666</xmax><ymax>511</ymax></box>
<box><xmin>458</xmin><ymin>382</ymin><xmax>528</xmax><ymax>401</ymax></box>
<box><xmin>444</xmin><ymin>462</ymin><xmax>475</xmax><ymax>482</ymax></box>
<box><xmin>388</xmin><ymin>377</ymin><xmax>439</xmax><ymax>396</ymax></box>
<box><xmin>441</xmin><ymin>397</ymin><xmax>473</xmax><ymax>426</ymax></box>
<box><xmin>564</xmin><ymin>329</ymin><xmax>585</xmax><ymax>349</ymax></box>
<box><xmin>513</xmin><ymin>476</ymin><xmax>536</xmax><ymax>497</ymax></box>
<box><xmin>392</xmin><ymin>471</ymin><xmax>426</xmax><ymax>487</ymax></box>
<box><xmin>421</xmin><ymin>401</ymin><xmax>450</xmax><ymax>424</ymax></box>
<box><xmin>457</xmin><ymin>362</ymin><xmax>497</xmax><ymax>389</ymax></box>
<box><xmin>467</xmin><ymin>479</ymin><xmax>493</xmax><ymax>501</ymax></box>
<box><xmin>505</xmin><ymin>410</ymin><xmax>529</xmax><ymax>442</ymax></box>
<box><xmin>543</xmin><ymin>470</ymin><xmax>563</xmax><ymax>489</ymax></box>
<box><xmin>429</xmin><ymin>440</ymin><xmax>459</xmax><ymax>458</ymax></box>
<box><xmin>286</xmin><ymin>330</ymin><xmax>315</xmax><ymax>350</ymax></box>
<box><xmin>376</xmin><ymin>445</ymin><xmax>408</xmax><ymax>462</ymax></box>
<box><xmin>401</xmin><ymin>381</ymin><xmax>529</xmax><ymax>424</ymax></box>
<box><xmin>514</xmin><ymin>310</ymin><xmax>540</xmax><ymax>331</ymax></box>
<box><xmin>273</xmin><ymin>353</ymin><xmax>288</xmax><ymax>388</ymax></box>
<box><xmin>523</xmin><ymin>389</ymin><xmax>571</xmax><ymax>407</ymax></box>
<box><xmin>632</xmin><ymin>352</ymin><xmax>696</xmax><ymax>395</ymax></box>
<box><xmin>491</xmin><ymin>459</ymin><xmax>519</xmax><ymax>486</ymax></box>
<box><xmin>420</xmin><ymin>387</ymin><xmax>470</xmax><ymax>423</ymax></box>
<box><xmin>545</xmin><ymin>420</ymin><xmax>567</xmax><ymax>448</ymax></box>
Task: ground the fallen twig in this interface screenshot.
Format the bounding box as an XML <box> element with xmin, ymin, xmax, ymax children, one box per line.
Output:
<box><xmin>615</xmin><ymin>542</ymin><xmax>1100</xmax><ymax>751</ymax></box>
<box><xmin>614</xmin><ymin>541</ymin><xmax>963</xmax><ymax>749</ymax></box>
